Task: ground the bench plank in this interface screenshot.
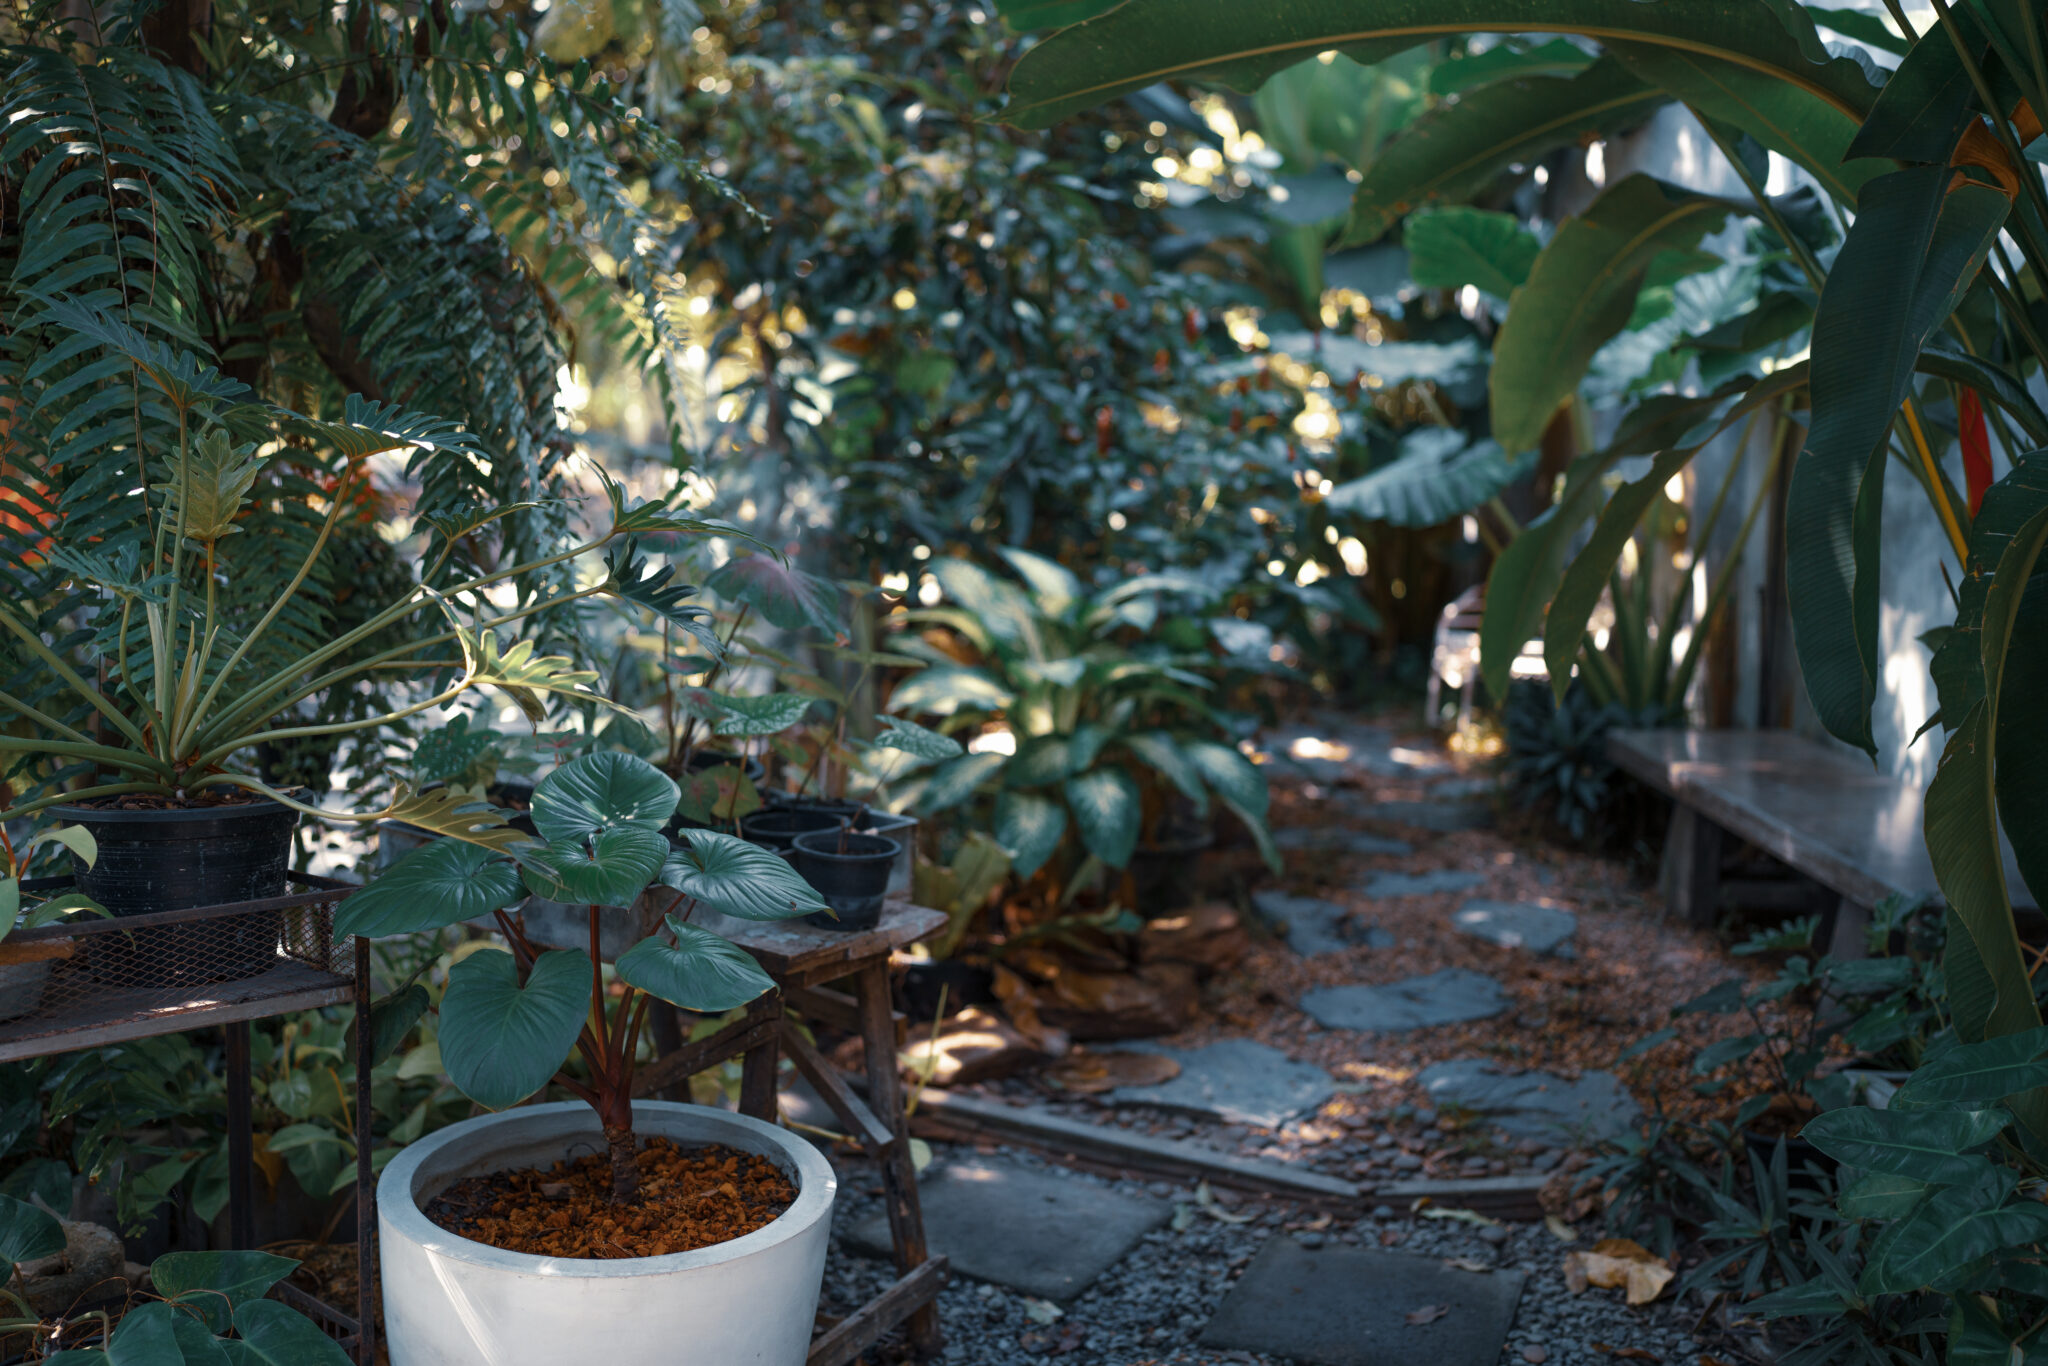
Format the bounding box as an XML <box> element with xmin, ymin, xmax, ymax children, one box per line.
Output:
<box><xmin>1608</xmin><ymin>729</ymin><xmax>2038</xmax><ymax>914</ymax></box>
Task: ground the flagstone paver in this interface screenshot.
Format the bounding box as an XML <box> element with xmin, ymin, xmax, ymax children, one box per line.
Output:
<box><xmin>1109</xmin><ymin>1038</ymin><xmax>1336</xmax><ymax>1128</ymax></box>
<box><xmin>1364</xmin><ymin>869</ymin><xmax>1487</xmax><ymax>898</ymax></box>
<box><xmin>1451</xmin><ymin>899</ymin><xmax>1578</xmax><ymax>955</ymax></box>
<box><xmin>1200</xmin><ymin>1237</ymin><xmax>1526</xmax><ymax>1366</ymax></box>
<box><xmin>846</xmin><ymin>1157</ymin><xmax>1170</xmax><ymax>1300</ymax></box>
<box><xmin>1251</xmin><ymin>890</ymin><xmax>1396</xmax><ymax>956</ymax></box>
<box><xmin>1274</xmin><ymin>826</ymin><xmax>1416</xmax><ymax>857</ymax></box>
<box><xmin>1300</xmin><ymin>969</ymin><xmax>1508</xmax><ymax>1032</ymax></box>
<box><xmin>1418</xmin><ymin>1058</ymin><xmax>1643</xmax><ymax>1142</ymax></box>
<box><xmin>1351</xmin><ymin>796</ymin><xmax>1495</xmax><ymax>831</ymax></box>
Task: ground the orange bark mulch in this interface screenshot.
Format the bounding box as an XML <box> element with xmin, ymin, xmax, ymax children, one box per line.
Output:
<box><xmin>422</xmin><ymin>1138</ymin><xmax>794</xmax><ymax>1259</ymax></box>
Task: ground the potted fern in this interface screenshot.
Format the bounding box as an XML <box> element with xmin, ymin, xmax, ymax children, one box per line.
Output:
<box><xmin>345</xmin><ymin>751</ymin><xmax>836</xmax><ymax>1366</ymax></box>
<box><xmin>0</xmin><ymin>303</ymin><xmax>724</xmax><ymax>980</ymax></box>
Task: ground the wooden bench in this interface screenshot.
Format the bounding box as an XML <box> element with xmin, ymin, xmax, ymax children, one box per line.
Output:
<box><xmin>1606</xmin><ymin>728</ymin><xmax>2039</xmax><ymax>949</ymax></box>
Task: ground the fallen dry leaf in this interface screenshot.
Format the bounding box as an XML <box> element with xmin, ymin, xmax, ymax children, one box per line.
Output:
<box><xmin>1406</xmin><ymin>1304</ymin><xmax>1451</xmax><ymax>1326</ymax></box>
<box><xmin>1544</xmin><ymin>1215</ymin><xmax>1578</xmax><ymax>1243</ymax></box>
<box><xmin>1442</xmin><ymin>1257</ymin><xmax>1493</xmax><ymax>1273</ymax></box>
<box><xmin>1565</xmin><ymin>1239</ymin><xmax>1675</xmax><ymax>1306</ymax></box>
<box><xmin>1591</xmin><ymin>1345</ymin><xmax>1659</xmax><ymax>1362</ymax></box>
<box><xmin>1043</xmin><ymin>1048</ymin><xmax>1182</xmax><ymax>1093</ymax></box>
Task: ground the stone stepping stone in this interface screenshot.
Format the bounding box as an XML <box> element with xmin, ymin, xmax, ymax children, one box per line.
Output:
<box><xmin>1200</xmin><ymin>1238</ymin><xmax>1525</xmax><ymax>1366</ymax></box>
<box><xmin>847</xmin><ymin>1157</ymin><xmax>1168</xmax><ymax>1300</ymax></box>
<box><xmin>1300</xmin><ymin>969</ymin><xmax>1507</xmax><ymax>1033</ymax></box>
<box><xmin>1352</xmin><ymin>797</ymin><xmax>1494</xmax><ymax>832</ymax></box>
<box><xmin>1251</xmin><ymin>890</ymin><xmax>1395</xmax><ymax>956</ymax></box>
<box><xmin>1109</xmin><ymin>1038</ymin><xmax>1336</xmax><ymax>1128</ymax></box>
<box><xmin>1363</xmin><ymin>869</ymin><xmax>1486</xmax><ymax>898</ymax></box>
<box><xmin>1450</xmin><ymin>898</ymin><xmax>1576</xmax><ymax>955</ymax></box>
<box><xmin>1418</xmin><ymin>1058</ymin><xmax>1642</xmax><ymax>1142</ymax></box>
<box><xmin>1274</xmin><ymin>826</ymin><xmax>1416</xmax><ymax>858</ymax></box>
<box><xmin>1429</xmin><ymin>776</ymin><xmax>1499</xmax><ymax>800</ymax></box>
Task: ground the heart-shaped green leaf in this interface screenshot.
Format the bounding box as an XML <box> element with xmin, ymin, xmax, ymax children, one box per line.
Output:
<box><xmin>531</xmin><ymin>752</ymin><xmax>679</xmax><ymax>845</ymax></box>
<box><xmin>102</xmin><ymin>1301</ymin><xmax>185</xmax><ymax>1366</ymax></box>
<box><xmin>153</xmin><ymin>1251</ymin><xmax>298</xmax><ymax>1334</ymax></box>
<box><xmin>617</xmin><ymin>918</ymin><xmax>775</xmax><ymax>1012</ymax></box>
<box><xmin>439</xmin><ymin>949</ymin><xmax>593</xmax><ymax>1110</ymax></box>
<box><xmin>655</xmin><ymin>831</ymin><xmax>824</xmax><ymax>921</ymax></box>
<box><xmin>1802</xmin><ymin>1106</ymin><xmax>2010</xmax><ymax>1183</ymax></box>
<box><xmin>0</xmin><ymin>1192</ymin><xmax>64</xmax><ymax>1265</ymax></box>
<box><xmin>519</xmin><ymin>825</ymin><xmax>670</xmax><ymax>908</ymax></box>
<box><xmin>874</xmin><ymin>716</ymin><xmax>965</xmax><ymax>763</ymax></box>
<box><xmin>917</xmin><ymin>752</ymin><xmax>1006</xmax><ymax>814</ymax></box>
<box><xmin>230</xmin><ymin>1298</ymin><xmax>354</xmax><ymax>1366</ymax></box>
<box><xmin>703</xmin><ymin>554</ymin><xmax>842</xmax><ymax>636</ymax></box>
<box><xmin>336</xmin><ymin>839</ymin><xmax>524</xmax><ymax>939</ymax></box>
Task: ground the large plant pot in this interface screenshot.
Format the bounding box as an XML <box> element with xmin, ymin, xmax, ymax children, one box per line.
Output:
<box><xmin>379</xmin><ymin>1101</ymin><xmax>835</xmax><ymax>1366</ymax></box>
<box><xmin>1128</xmin><ymin>821</ymin><xmax>1214</xmax><ymax>919</ymax></box>
<box><xmin>50</xmin><ymin>796</ymin><xmax>299</xmax><ymax>986</ymax></box>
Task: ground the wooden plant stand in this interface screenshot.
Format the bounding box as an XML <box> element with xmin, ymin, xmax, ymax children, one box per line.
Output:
<box><xmin>628</xmin><ymin>900</ymin><xmax>950</xmax><ymax>1366</ymax></box>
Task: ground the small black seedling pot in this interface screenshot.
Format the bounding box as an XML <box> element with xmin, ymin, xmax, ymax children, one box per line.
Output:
<box><xmin>792</xmin><ymin>830</ymin><xmax>899</xmax><ymax>932</ymax></box>
<box><xmin>739</xmin><ymin>808</ymin><xmax>843</xmax><ymax>852</ymax></box>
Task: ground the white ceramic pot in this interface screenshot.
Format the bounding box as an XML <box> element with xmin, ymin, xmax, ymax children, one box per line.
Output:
<box><xmin>379</xmin><ymin>1102</ymin><xmax>836</xmax><ymax>1366</ymax></box>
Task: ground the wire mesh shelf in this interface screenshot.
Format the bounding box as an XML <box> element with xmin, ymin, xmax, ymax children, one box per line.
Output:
<box><xmin>0</xmin><ymin>873</ymin><xmax>358</xmax><ymax>1063</ymax></box>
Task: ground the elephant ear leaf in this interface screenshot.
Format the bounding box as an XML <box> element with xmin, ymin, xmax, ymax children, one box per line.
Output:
<box><xmin>153</xmin><ymin>1251</ymin><xmax>298</xmax><ymax>1334</ymax></box>
<box><xmin>1788</xmin><ymin>166</ymin><xmax>2009</xmax><ymax>757</ymax></box>
<box><xmin>231</xmin><ymin>1297</ymin><xmax>355</xmax><ymax>1366</ymax></box>
<box><xmin>0</xmin><ymin>1192</ymin><xmax>63</xmax><ymax>1266</ymax></box>
<box><xmin>438</xmin><ymin>949</ymin><xmax>592</xmax><ymax>1110</ymax></box>
<box><xmin>704</xmin><ymin>554</ymin><xmax>842</xmax><ymax>637</ymax></box>
<box><xmin>655</xmin><ymin>830</ymin><xmax>825</xmax><ymax>920</ymax></box>
<box><xmin>335</xmin><ymin>838</ymin><xmax>524</xmax><ymax>940</ymax></box>
<box><xmin>616</xmin><ymin>918</ymin><xmax>775</xmax><ymax>1013</ymax></box>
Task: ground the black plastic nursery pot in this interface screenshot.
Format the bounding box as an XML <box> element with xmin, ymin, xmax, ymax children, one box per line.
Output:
<box><xmin>1128</xmin><ymin>820</ymin><xmax>1215</xmax><ymax>918</ymax></box>
<box><xmin>738</xmin><ymin>808</ymin><xmax>843</xmax><ymax>852</ymax></box>
<box><xmin>791</xmin><ymin>830</ymin><xmax>899</xmax><ymax>932</ymax></box>
<box><xmin>765</xmin><ymin>791</ymin><xmax>864</xmax><ymax>821</ymax></box>
<box><xmin>50</xmin><ymin>794</ymin><xmax>301</xmax><ymax>987</ymax></box>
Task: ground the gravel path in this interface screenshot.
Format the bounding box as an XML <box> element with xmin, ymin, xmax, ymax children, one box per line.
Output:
<box><xmin>818</xmin><ymin>1146</ymin><xmax>1704</xmax><ymax>1366</ymax></box>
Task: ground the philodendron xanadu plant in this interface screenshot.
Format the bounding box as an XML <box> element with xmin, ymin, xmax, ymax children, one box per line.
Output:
<box><xmin>338</xmin><ymin>751</ymin><xmax>822</xmax><ymax>1204</ymax></box>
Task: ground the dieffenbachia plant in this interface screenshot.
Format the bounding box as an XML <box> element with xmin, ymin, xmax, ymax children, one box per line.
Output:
<box><xmin>0</xmin><ymin>301</ymin><xmax>726</xmax><ymax>832</ymax></box>
<box><xmin>339</xmin><ymin>751</ymin><xmax>822</xmax><ymax>1203</ymax></box>
<box><xmin>889</xmin><ymin>547</ymin><xmax>1278</xmax><ymax>880</ymax></box>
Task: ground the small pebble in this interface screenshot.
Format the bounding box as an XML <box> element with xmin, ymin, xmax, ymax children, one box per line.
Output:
<box><xmin>1478</xmin><ymin>1224</ymin><xmax>1509</xmax><ymax>1245</ymax></box>
<box><xmin>1371</xmin><ymin>1205</ymin><xmax>1396</xmax><ymax>1220</ymax></box>
<box><xmin>1392</xmin><ymin>1152</ymin><xmax>1424</xmax><ymax>1172</ymax></box>
<box><xmin>1522</xmin><ymin>1348</ymin><xmax>1548</xmax><ymax>1364</ymax></box>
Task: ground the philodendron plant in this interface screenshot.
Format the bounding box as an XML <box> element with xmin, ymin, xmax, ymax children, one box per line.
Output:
<box><xmin>0</xmin><ymin>301</ymin><xmax>722</xmax><ymax>832</ymax></box>
<box><xmin>338</xmin><ymin>751</ymin><xmax>822</xmax><ymax>1203</ymax></box>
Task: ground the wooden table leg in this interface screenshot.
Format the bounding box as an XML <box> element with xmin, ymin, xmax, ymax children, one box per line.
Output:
<box><xmin>739</xmin><ymin>994</ymin><xmax>783</xmax><ymax>1120</ymax></box>
<box><xmin>854</xmin><ymin>959</ymin><xmax>940</xmax><ymax>1358</ymax></box>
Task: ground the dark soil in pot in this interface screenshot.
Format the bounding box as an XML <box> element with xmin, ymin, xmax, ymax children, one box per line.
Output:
<box><xmin>422</xmin><ymin>1138</ymin><xmax>792</xmax><ymax>1258</ymax></box>
<box><xmin>739</xmin><ymin>808</ymin><xmax>843</xmax><ymax>852</ymax></box>
<box><xmin>51</xmin><ymin>792</ymin><xmax>300</xmax><ymax>988</ymax></box>
<box><xmin>1128</xmin><ymin>821</ymin><xmax>1214</xmax><ymax>918</ymax></box>
<box><xmin>766</xmin><ymin>792</ymin><xmax>865</xmax><ymax>821</ymax></box>
<box><xmin>792</xmin><ymin>830</ymin><xmax>898</xmax><ymax>932</ymax></box>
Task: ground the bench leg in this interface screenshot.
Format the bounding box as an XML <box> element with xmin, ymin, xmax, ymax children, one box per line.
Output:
<box><xmin>1821</xmin><ymin>895</ymin><xmax>1870</xmax><ymax>961</ymax></box>
<box><xmin>1661</xmin><ymin>806</ymin><xmax>1724</xmax><ymax>929</ymax></box>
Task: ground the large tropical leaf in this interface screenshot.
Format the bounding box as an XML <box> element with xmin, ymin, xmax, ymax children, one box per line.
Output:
<box><xmin>1543</xmin><ymin>446</ymin><xmax>1693</xmax><ymax>689</ymax></box>
<box><xmin>1253</xmin><ymin>46</ymin><xmax>1432</xmax><ymax>175</ymax></box>
<box><xmin>231</xmin><ymin>1297</ymin><xmax>356</xmax><ymax>1365</ymax></box>
<box><xmin>336</xmin><ymin>838</ymin><xmax>525</xmax><ymax>939</ymax></box>
<box><xmin>168</xmin><ymin>430</ymin><xmax>265</xmax><ymax>544</ymax></box>
<box><xmin>997</xmin><ymin>547</ymin><xmax>1083</xmax><ymax>619</ymax></box>
<box><xmin>1064</xmin><ymin>767</ymin><xmax>1140</xmax><ymax>868</ymax></box>
<box><xmin>616</xmin><ymin>917</ymin><xmax>775</xmax><ymax>1012</ymax></box>
<box><xmin>993</xmin><ymin>789</ymin><xmax>1067</xmax><ymax>878</ymax></box>
<box><xmin>438</xmin><ymin>948</ymin><xmax>592</xmax><ymax>1109</ymax></box>
<box><xmin>1927</xmin><ymin>501</ymin><xmax>2048</xmax><ymax>1048</ymax></box>
<box><xmin>1343</xmin><ymin>58</ymin><xmax>1665</xmax><ymax>245</ymax></box>
<box><xmin>703</xmin><ymin>554</ymin><xmax>841</xmax><ymax>637</ymax></box>
<box><xmin>530</xmin><ymin>751</ymin><xmax>679</xmax><ymax>844</ymax></box>
<box><xmin>1788</xmin><ymin>167</ymin><xmax>2009</xmax><ymax>755</ymax></box>
<box><xmin>1324</xmin><ymin>430</ymin><xmax>1533</xmax><ymax>527</ymax></box>
<box><xmin>927</xmin><ymin>558</ymin><xmax>1038</xmax><ymax>648</ymax></box>
<box><xmin>1889</xmin><ymin>1027</ymin><xmax>2048</xmax><ymax>1109</ymax></box>
<box><xmin>1861</xmin><ymin>1163</ymin><xmax>2048</xmax><ymax>1296</ymax></box>
<box><xmin>1800</xmin><ymin>1106</ymin><xmax>2010</xmax><ymax>1183</ymax></box>
<box><xmin>655</xmin><ymin>830</ymin><xmax>825</xmax><ymax>920</ymax></box>
<box><xmin>375</xmin><ymin>786</ymin><xmax>528</xmax><ymax>854</ymax></box>
<box><xmin>517</xmin><ymin>825</ymin><xmax>670</xmax><ymax>907</ymax></box>
<box><xmin>1119</xmin><ymin>731</ymin><xmax>1209</xmax><ymax>814</ymax></box>
<box><xmin>1491</xmin><ymin>175</ymin><xmax>1730</xmax><ymax>454</ymax></box>
<box><xmin>887</xmin><ymin>665</ymin><xmax>1015</xmax><ymax>716</ymax></box>
<box><xmin>916</xmin><ymin>751</ymin><xmax>1007</xmax><ymax>814</ymax></box>
<box><xmin>154</xmin><ymin>1251</ymin><xmax>298</xmax><ymax>1335</ymax></box>
<box><xmin>1181</xmin><ymin>738</ymin><xmax>1282</xmax><ymax>873</ymax></box>
<box><xmin>1404</xmin><ymin>207</ymin><xmax>1543</xmax><ymax>300</ymax></box>
<box><xmin>0</xmin><ymin>1191</ymin><xmax>63</xmax><ymax>1265</ymax></box>
<box><xmin>873</xmin><ymin>715</ymin><xmax>965</xmax><ymax>762</ymax></box>
<box><xmin>999</xmin><ymin>0</ymin><xmax>1885</xmax><ymax>179</ymax></box>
